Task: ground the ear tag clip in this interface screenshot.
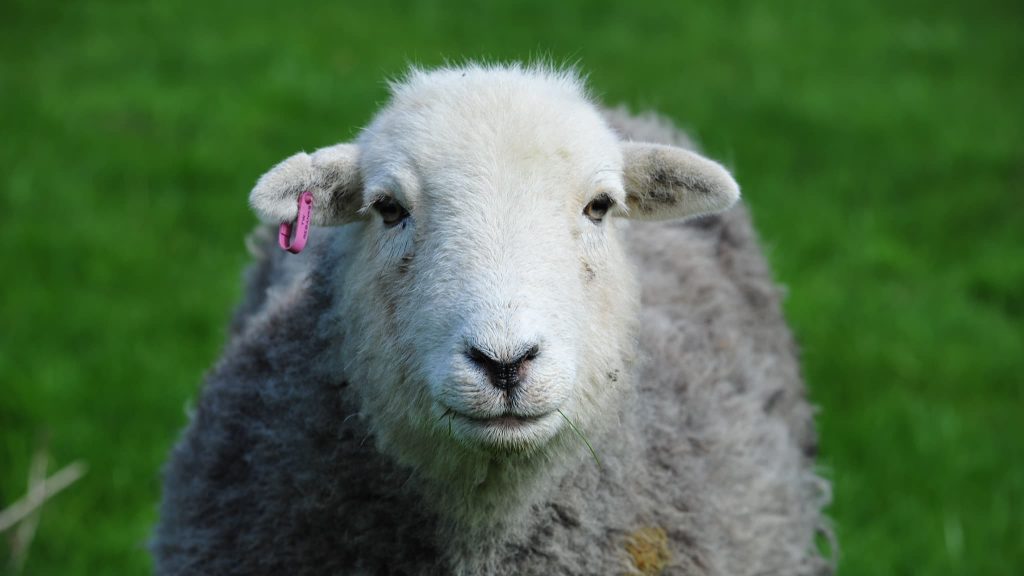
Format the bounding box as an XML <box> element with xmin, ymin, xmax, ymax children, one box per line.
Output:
<box><xmin>278</xmin><ymin>191</ymin><xmax>314</xmax><ymax>254</ymax></box>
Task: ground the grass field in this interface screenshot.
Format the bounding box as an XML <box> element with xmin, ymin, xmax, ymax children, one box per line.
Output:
<box><xmin>1</xmin><ymin>1</ymin><xmax>1021</xmax><ymax>574</ymax></box>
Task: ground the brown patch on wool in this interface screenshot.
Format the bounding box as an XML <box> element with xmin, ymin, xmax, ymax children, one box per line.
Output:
<box><xmin>397</xmin><ymin>253</ymin><xmax>414</xmax><ymax>275</ymax></box>
<box><xmin>582</xmin><ymin>260</ymin><xmax>597</xmax><ymax>282</ymax></box>
<box><xmin>624</xmin><ymin>526</ymin><xmax>671</xmax><ymax>575</ymax></box>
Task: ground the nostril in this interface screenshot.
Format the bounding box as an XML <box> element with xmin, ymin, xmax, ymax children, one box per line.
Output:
<box><xmin>465</xmin><ymin>344</ymin><xmax>540</xmax><ymax>391</ymax></box>
<box><xmin>466</xmin><ymin>346</ymin><xmax>493</xmax><ymax>367</ymax></box>
<box><xmin>521</xmin><ymin>344</ymin><xmax>540</xmax><ymax>362</ymax></box>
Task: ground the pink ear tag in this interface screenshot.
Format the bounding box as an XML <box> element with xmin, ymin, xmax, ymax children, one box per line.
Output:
<box><xmin>279</xmin><ymin>191</ymin><xmax>314</xmax><ymax>254</ymax></box>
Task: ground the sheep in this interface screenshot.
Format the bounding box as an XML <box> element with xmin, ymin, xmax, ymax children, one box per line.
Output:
<box><xmin>153</xmin><ymin>63</ymin><xmax>833</xmax><ymax>575</ymax></box>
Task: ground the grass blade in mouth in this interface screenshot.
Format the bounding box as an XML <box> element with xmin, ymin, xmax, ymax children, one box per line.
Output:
<box><xmin>557</xmin><ymin>409</ymin><xmax>600</xmax><ymax>468</ymax></box>
<box><xmin>438</xmin><ymin>408</ymin><xmax>454</xmax><ymax>440</ymax></box>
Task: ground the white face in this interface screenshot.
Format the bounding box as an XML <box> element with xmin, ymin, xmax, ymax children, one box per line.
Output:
<box><xmin>248</xmin><ymin>66</ymin><xmax>740</xmax><ymax>484</ymax></box>
<box><xmin>345</xmin><ymin>81</ymin><xmax>635</xmax><ymax>459</ymax></box>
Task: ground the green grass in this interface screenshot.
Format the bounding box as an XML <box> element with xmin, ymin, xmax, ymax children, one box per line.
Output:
<box><xmin>1</xmin><ymin>1</ymin><xmax>1021</xmax><ymax>574</ymax></box>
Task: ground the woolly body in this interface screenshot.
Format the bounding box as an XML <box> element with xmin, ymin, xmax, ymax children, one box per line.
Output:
<box><xmin>154</xmin><ymin>64</ymin><xmax>831</xmax><ymax>575</ymax></box>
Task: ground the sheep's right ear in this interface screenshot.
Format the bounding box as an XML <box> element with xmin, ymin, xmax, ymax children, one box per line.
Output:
<box><xmin>249</xmin><ymin>143</ymin><xmax>364</xmax><ymax>226</ymax></box>
<box><xmin>621</xmin><ymin>142</ymin><xmax>740</xmax><ymax>221</ymax></box>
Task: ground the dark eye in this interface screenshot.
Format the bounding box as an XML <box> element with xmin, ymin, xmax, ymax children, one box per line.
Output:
<box><xmin>373</xmin><ymin>196</ymin><xmax>409</xmax><ymax>227</ymax></box>
<box><xmin>584</xmin><ymin>194</ymin><xmax>614</xmax><ymax>223</ymax></box>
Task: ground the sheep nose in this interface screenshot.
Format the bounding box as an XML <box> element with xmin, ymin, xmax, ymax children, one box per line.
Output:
<box><xmin>466</xmin><ymin>344</ymin><xmax>540</xmax><ymax>391</ymax></box>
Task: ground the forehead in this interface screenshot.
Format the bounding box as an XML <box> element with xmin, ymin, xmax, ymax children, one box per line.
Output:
<box><xmin>357</xmin><ymin>67</ymin><xmax>624</xmax><ymax>209</ymax></box>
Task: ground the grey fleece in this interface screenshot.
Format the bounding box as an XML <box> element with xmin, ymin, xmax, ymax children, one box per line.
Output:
<box><xmin>152</xmin><ymin>108</ymin><xmax>833</xmax><ymax>575</ymax></box>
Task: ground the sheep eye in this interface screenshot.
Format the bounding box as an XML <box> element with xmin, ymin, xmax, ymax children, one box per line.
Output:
<box><xmin>373</xmin><ymin>196</ymin><xmax>409</xmax><ymax>227</ymax></box>
<box><xmin>584</xmin><ymin>194</ymin><xmax>614</xmax><ymax>223</ymax></box>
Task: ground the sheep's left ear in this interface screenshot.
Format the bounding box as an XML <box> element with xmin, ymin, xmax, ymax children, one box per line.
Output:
<box><xmin>249</xmin><ymin>143</ymin><xmax>364</xmax><ymax>226</ymax></box>
<box><xmin>621</xmin><ymin>142</ymin><xmax>740</xmax><ymax>221</ymax></box>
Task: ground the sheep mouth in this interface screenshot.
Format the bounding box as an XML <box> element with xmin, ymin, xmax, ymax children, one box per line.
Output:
<box><xmin>457</xmin><ymin>411</ymin><xmax>550</xmax><ymax>427</ymax></box>
<box><xmin>438</xmin><ymin>407</ymin><xmax>562</xmax><ymax>450</ymax></box>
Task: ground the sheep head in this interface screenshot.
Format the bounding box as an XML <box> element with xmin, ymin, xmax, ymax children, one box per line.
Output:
<box><xmin>248</xmin><ymin>65</ymin><xmax>739</xmax><ymax>509</ymax></box>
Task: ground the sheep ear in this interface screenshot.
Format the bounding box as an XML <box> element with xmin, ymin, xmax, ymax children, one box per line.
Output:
<box><xmin>621</xmin><ymin>142</ymin><xmax>740</xmax><ymax>221</ymax></box>
<box><xmin>249</xmin><ymin>143</ymin><xmax>364</xmax><ymax>226</ymax></box>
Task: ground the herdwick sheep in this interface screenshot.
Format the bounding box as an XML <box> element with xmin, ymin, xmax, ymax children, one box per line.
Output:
<box><xmin>153</xmin><ymin>63</ymin><xmax>833</xmax><ymax>575</ymax></box>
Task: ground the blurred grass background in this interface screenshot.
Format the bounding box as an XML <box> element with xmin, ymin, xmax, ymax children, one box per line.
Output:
<box><xmin>1</xmin><ymin>0</ymin><xmax>1021</xmax><ymax>574</ymax></box>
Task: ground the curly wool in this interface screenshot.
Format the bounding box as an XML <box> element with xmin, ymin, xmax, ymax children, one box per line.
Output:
<box><xmin>153</xmin><ymin>103</ymin><xmax>832</xmax><ymax>576</ymax></box>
